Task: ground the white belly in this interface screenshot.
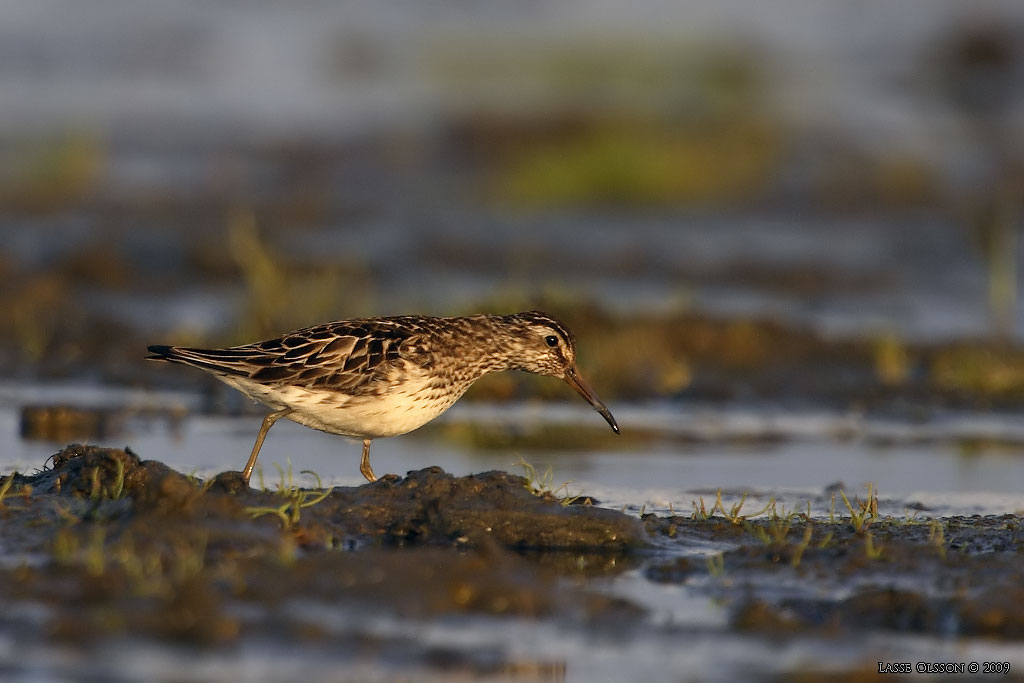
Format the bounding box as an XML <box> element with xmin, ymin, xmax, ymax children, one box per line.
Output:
<box><xmin>219</xmin><ymin>371</ymin><xmax>467</xmax><ymax>439</ymax></box>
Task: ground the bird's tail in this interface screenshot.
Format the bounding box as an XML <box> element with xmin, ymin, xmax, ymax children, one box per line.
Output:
<box><xmin>146</xmin><ymin>345</ymin><xmax>251</xmax><ymax>377</ymax></box>
<box><xmin>146</xmin><ymin>344</ymin><xmax>178</xmax><ymax>362</ymax></box>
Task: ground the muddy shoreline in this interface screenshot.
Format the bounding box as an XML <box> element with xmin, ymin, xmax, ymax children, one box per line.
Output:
<box><xmin>0</xmin><ymin>444</ymin><xmax>1021</xmax><ymax>679</ymax></box>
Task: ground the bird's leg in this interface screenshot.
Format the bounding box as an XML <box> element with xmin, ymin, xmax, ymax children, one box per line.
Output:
<box><xmin>359</xmin><ymin>439</ymin><xmax>377</xmax><ymax>482</ymax></box>
<box><xmin>242</xmin><ymin>408</ymin><xmax>292</xmax><ymax>484</ymax></box>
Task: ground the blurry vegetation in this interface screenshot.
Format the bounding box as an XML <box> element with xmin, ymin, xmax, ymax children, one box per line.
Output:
<box><xmin>0</xmin><ymin>131</ymin><xmax>104</xmax><ymax>212</ymax></box>
<box><xmin>873</xmin><ymin>332</ymin><xmax>912</xmax><ymax>387</ymax></box>
<box><xmin>479</xmin><ymin>118</ymin><xmax>945</xmax><ymax>210</ymax></box>
<box><xmin>8</xmin><ymin>238</ymin><xmax>1024</xmax><ymax>410</ymax></box>
<box><xmin>228</xmin><ymin>209</ymin><xmax>293</xmax><ymax>338</ymax></box>
<box><xmin>429</xmin><ymin>37</ymin><xmax>761</xmax><ymax>119</ymax></box>
<box><xmin>0</xmin><ymin>249</ymin><xmax>154</xmax><ymax>378</ymax></box>
<box><xmin>431</xmin><ymin>35</ymin><xmax>947</xmax><ymax>210</ymax></box>
<box><xmin>0</xmin><ymin>203</ymin><xmax>371</xmax><ymax>375</ymax></box>
<box><xmin>931</xmin><ymin>345</ymin><xmax>1024</xmax><ymax>399</ymax></box>
<box><xmin>452</xmin><ymin>292</ymin><xmax>1024</xmax><ymax>409</ymax></box>
<box><xmin>969</xmin><ymin>195</ymin><xmax>1021</xmax><ymax>342</ymax></box>
<box><xmin>937</xmin><ymin>21</ymin><xmax>1024</xmax><ymax>341</ymax></box>
<box><xmin>490</xmin><ymin>117</ymin><xmax>779</xmax><ymax>208</ymax></box>
<box><xmin>227</xmin><ymin>208</ymin><xmax>371</xmax><ymax>342</ymax></box>
<box><xmin>466</xmin><ymin>294</ymin><xmax>859</xmax><ymax>403</ymax></box>
<box><xmin>816</xmin><ymin>153</ymin><xmax>940</xmax><ymax>209</ymax></box>
<box><xmin>0</xmin><ymin>54</ymin><xmax>1016</xmax><ymax>401</ymax></box>
<box><xmin>4</xmin><ymin>272</ymin><xmax>66</xmax><ymax>364</ymax></box>
<box><xmin>20</xmin><ymin>405</ymin><xmax>120</xmax><ymax>442</ymax></box>
<box><xmin>431</xmin><ymin>38</ymin><xmax>782</xmax><ymax>207</ymax></box>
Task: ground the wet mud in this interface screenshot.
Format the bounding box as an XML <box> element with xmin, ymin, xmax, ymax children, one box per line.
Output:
<box><xmin>1</xmin><ymin>444</ymin><xmax>1022</xmax><ymax>679</ymax></box>
<box><xmin>645</xmin><ymin>512</ymin><xmax>1024</xmax><ymax>640</ymax></box>
<box><xmin>0</xmin><ymin>446</ymin><xmax>644</xmax><ymax>649</ymax></box>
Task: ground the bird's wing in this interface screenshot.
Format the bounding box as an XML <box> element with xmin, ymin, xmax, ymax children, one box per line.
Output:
<box><xmin>148</xmin><ymin>320</ymin><xmax>420</xmax><ymax>396</ymax></box>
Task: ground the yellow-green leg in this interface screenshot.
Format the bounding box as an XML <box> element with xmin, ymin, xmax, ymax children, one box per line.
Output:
<box><xmin>359</xmin><ymin>439</ymin><xmax>376</xmax><ymax>482</ymax></box>
<box><xmin>242</xmin><ymin>408</ymin><xmax>292</xmax><ymax>483</ymax></box>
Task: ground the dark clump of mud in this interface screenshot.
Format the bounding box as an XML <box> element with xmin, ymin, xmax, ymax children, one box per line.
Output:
<box><xmin>293</xmin><ymin>464</ymin><xmax>645</xmax><ymax>550</ymax></box>
<box><xmin>0</xmin><ymin>444</ymin><xmax>645</xmax><ymax>654</ymax></box>
<box><xmin>15</xmin><ymin>444</ymin><xmax>647</xmax><ymax>549</ymax></box>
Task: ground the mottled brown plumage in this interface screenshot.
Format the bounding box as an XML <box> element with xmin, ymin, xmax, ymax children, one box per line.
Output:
<box><xmin>147</xmin><ymin>311</ymin><xmax>618</xmax><ymax>484</ymax></box>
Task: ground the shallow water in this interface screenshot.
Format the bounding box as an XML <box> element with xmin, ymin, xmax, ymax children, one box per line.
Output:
<box><xmin>5</xmin><ymin>384</ymin><xmax>1024</xmax><ymax>517</ymax></box>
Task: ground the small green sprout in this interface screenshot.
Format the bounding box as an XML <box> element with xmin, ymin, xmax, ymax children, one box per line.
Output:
<box><xmin>516</xmin><ymin>456</ymin><xmax>580</xmax><ymax>506</ymax></box>
<box><xmin>247</xmin><ymin>465</ymin><xmax>333</xmax><ymax>528</ymax></box>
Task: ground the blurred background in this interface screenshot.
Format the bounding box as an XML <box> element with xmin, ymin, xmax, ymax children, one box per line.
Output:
<box><xmin>2</xmin><ymin>0</ymin><xmax>1024</xmax><ymax>427</ymax></box>
<box><xmin>5</xmin><ymin>5</ymin><xmax>1024</xmax><ymax>678</ymax></box>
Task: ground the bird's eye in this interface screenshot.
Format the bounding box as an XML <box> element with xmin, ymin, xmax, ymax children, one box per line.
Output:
<box><xmin>544</xmin><ymin>335</ymin><xmax>559</xmax><ymax>348</ymax></box>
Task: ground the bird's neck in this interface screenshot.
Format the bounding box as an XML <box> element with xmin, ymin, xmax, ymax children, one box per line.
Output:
<box><xmin>443</xmin><ymin>315</ymin><xmax>523</xmax><ymax>378</ymax></box>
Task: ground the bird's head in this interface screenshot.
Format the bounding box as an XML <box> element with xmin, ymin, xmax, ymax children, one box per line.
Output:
<box><xmin>505</xmin><ymin>311</ymin><xmax>619</xmax><ymax>434</ymax></box>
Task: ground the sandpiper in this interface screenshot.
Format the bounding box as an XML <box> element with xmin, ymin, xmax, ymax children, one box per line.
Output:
<box><xmin>147</xmin><ymin>311</ymin><xmax>618</xmax><ymax>483</ymax></box>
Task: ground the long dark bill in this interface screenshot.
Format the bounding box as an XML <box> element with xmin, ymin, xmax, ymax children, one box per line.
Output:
<box><xmin>563</xmin><ymin>365</ymin><xmax>620</xmax><ymax>434</ymax></box>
